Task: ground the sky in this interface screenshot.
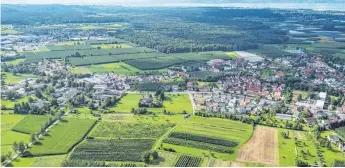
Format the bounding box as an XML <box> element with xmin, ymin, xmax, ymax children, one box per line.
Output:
<box><xmin>2</xmin><ymin>0</ymin><xmax>345</xmax><ymax>5</ymax></box>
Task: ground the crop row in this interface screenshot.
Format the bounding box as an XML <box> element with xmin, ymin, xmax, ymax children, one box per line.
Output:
<box><xmin>169</xmin><ymin>132</ymin><xmax>238</xmax><ymax>147</ymax></box>
<box><xmin>175</xmin><ymin>155</ymin><xmax>202</xmax><ymax>167</ymax></box>
<box><xmin>163</xmin><ymin>138</ymin><xmax>234</xmax><ymax>154</ymax></box>
<box><xmin>70</xmin><ymin>139</ymin><xmax>155</xmax><ymax>162</ymax></box>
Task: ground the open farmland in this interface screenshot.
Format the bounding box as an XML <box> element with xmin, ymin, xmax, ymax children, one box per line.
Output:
<box><xmin>236</xmin><ymin>126</ymin><xmax>278</xmax><ymax>165</ymax></box>
<box><xmin>294</xmin><ymin>132</ymin><xmax>318</xmax><ymax>166</ymax></box>
<box><xmin>319</xmin><ymin>131</ymin><xmax>345</xmax><ymax>167</ymax></box>
<box><xmin>87</xmin><ymin>62</ymin><xmax>142</xmax><ymax>75</ymax></box>
<box><xmin>12</xmin><ymin>115</ymin><xmax>53</xmax><ymax>134</ymax></box>
<box><xmin>163</xmin><ymin>116</ymin><xmax>253</xmax><ymax>161</ymax></box>
<box><xmin>70</xmin><ymin>139</ymin><xmax>155</xmax><ymax>162</ymax></box>
<box><xmin>125</xmin><ymin>51</ymin><xmax>231</xmax><ymax>70</ymax></box>
<box><xmin>163</xmin><ymin>94</ymin><xmax>193</xmax><ymax>113</ymax></box>
<box><xmin>27</xmin><ymin>118</ymin><xmax>96</xmax><ymax>156</ymax></box>
<box><xmin>31</xmin><ymin>155</ymin><xmax>67</xmax><ymax>167</ymax></box>
<box><xmin>1</xmin><ymin>72</ymin><xmax>36</xmax><ymax>85</ymax></box>
<box><xmin>278</xmin><ymin>129</ymin><xmax>297</xmax><ymax>166</ymax></box>
<box><xmin>112</xmin><ymin>93</ymin><xmax>193</xmax><ymax>114</ymax></box>
<box><xmin>0</xmin><ymin>96</ymin><xmax>36</xmax><ymax>109</ymax></box>
<box><xmin>1</xmin><ymin>114</ymin><xmax>30</xmax><ymax>159</ymax></box>
<box><xmin>90</xmin><ymin>121</ymin><xmax>173</xmax><ymax>138</ymax></box>
<box><xmin>91</xmin><ymin>43</ymin><xmax>133</xmax><ymax>49</ymax></box>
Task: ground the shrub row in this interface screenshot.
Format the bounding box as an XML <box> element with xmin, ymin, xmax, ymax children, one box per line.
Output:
<box><xmin>163</xmin><ymin>138</ymin><xmax>234</xmax><ymax>154</ymax></box>
<box><xmin>169</xmin><ymin>132</ymin><xmax>238</xmax><ymax>147</ymax></box>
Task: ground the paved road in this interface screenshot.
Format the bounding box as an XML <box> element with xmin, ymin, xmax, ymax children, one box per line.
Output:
<box><xmin>2</xmin><ymin>114</ymin><xmax>66</xmax><ymax>167</ymax></box>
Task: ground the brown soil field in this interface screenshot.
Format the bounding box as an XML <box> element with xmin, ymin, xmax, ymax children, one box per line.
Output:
<box><xmin>236</xmin><ymin>126</ymin><xmax>279</xmax><ymax>165</ymax></box>
<box><xmin>230</xmin><ymin>162</ymin><xmax>245</xmax><ymax>167</ymax></box>
<box><xmin>212</xmin><ymin>160</ymin><xmax>231</xmax><ymax>167</ymax></box>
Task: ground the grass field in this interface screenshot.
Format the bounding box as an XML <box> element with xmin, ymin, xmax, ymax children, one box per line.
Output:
<box><xmin>2</xmin><ymin>59</ymin><xmax>25</xmax><ymax>65</ymax></box>
<box><xmin>57</xmin><ymin>41</ymin><xmax>86</xmax><ymax>45</ymax></box>
<box><xmin>224</xmin><ymin>52</ymin><xmax>239</xmax><ymax>58</ymax></box>
<box><xmin>1</xmin><ymin>96</ymin><xmax>37</xmax><ymax>109</ymax></box>
<box><xmin>91</xmin><ymin>44</ymin><xmax>133</xmax><ymax>49</ymax></box>
<box><xmin>320</xmin><ymin>131</ymin><xmax>345</xmax><ymax>167</ymax></box>
<box><xmin>295</xmin><ymin>132</ymin><xmax>318</xmax><ymax>166</ymax></box>
<box><xmin>9</xmin><ymin>157</ymin><xmax>35</xmax><ymax>167</ymax></box>
<box><xmin>163</xmin><ymin>116</ymin><xmax>253</xmax><ymax>161</ymax></box>
<box><xmin>90</xmin><ymin>120</ymin><xmax>173</xmax><ymax>138</ymax></box>
<box><xmin>79</xmin><ymin>25</ymin><xmax>103</xmax><ymax>30</ymax></box>
<box><xmin>112</xmin><ymin>93</ymin><xmax>193</xmax><ymax>113</ymax></box>
<box><xmin>163</xmin><ymin>94</ymin><xmax>193</xmax><ymax>113</ymax></box>
<box><xmin>71</xmin><ymin>67</ymin><xmax>91</xmax><ymax>74</ymax></box>
<box><xmin>150</xmin><ymin>151</ymin><xmax>180</xmax><ymax>167</ymax></box>
<box><xmin>1</xmin><ymin>29</ymin><xmax>21</xmax><ymax>35</ymax></box>
<box><xmin>1</xmin><ymin>114</ymin><xmax>29</xmax><ymax>160</ymax></box>
<box><xmin>31</xmin><ymin>155</ymin><xmax>67</xmax><ymax>167</ymax></box>
<box><xmin>278</xmin><ymin>128</ymin><xmax>297</xmax><ymax>166</ymax></box>
<box><xmin>12</xmin><ymin>115</ymin><xmax>53</xmax><ymax>134</ymax></box>
<box><xmin>1</xmin><ymin>72</ymin><xmax>36</xmax><ymax>85</ymax></box>
<box><xmin>88</xmin><ymin>62</ymin><xmax>142</xmax><ymax>75</ymax></box>
<box><xmin>28</xmin><ymin>118</ymin><xmax>96</xmax><ymax>156</ymax></box>
<box><xmin>102</xmin><ymin>113</ymin><xmax>186</xmax><ymax>124</ymax></box>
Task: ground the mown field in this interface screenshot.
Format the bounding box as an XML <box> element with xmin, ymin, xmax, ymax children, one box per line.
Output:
<box><xmin>2</xmin><ymin>59</ymin><xmax>25</xmax><ymax>65</ymax></box>
<box><xmin>27</xmin><ymin>118</ymin><xmax>96</xmax><ymax>156</ymax></box>
<box><xmin>1</xmin><ymin>72</ymin><xmax>36</xmax><ymax>85</ymax></box>
<box><xmin>1</xmin><ymin>114</ymin><xmax>29</xmax><ymax>160</ymax></box>
<box><xmin>278</xmin><ymin>128</ymin><xmax>297</xmax><ymax>166</ymax></box>
<box><xmin>1</xmin><ymin>96</ymin><xmax>37</xmax><ymax>109</ymax></box>
<box><xmin>111</xmin><ymin>93</ymin><xmax>193</xmax><ymax>114</ymax></box>
<box><xmin>162</xmin><ymin>116</ymin><xmax>253</xmax><ymax>161</ymax></box>
<box><xmin>70</xmin><ymin>139</ymin><xmax>155</xmax><ymax>162</ymax></box>
<box><xmin>12</xmin><ymin>115</ymin><xmax>53</xmax><ymax>134</ymax></box>
<box><xmin>320</xmin><ymin>131</ymin><xmax>345</xmax><ymax>167</ymax></box>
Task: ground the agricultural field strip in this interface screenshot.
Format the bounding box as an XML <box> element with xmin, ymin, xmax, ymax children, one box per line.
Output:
<box><xmin>69</xmin><ymin>139</ymin><xmax>155</xmax><ymax>162</ymax></box>
<box><xmin>27</xmin><ymin>119</ymin><xmax>97</xmax><ymax>156</ymax></box>
<box><xmin>175</xmin><ymin>155</ymin><xmax>203</xmax><ymax>167</ymax></box>
<box><xmin>2</xmin><ymin>111</ymin><xmax>70</xmax><ymax>167</ymax></box>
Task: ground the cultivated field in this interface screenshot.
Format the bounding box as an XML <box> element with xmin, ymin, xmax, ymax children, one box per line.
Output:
<box><xmin>0</xmin><ymin>96</ymin><xmax>36</xmax><ymax>109</ymax></box>
<box><xmin>12</xmin><ymin>115</ymin><xmax>53</xmax><ymax>134</ymax></box>
<box><xmin>236</xmin><ymin>126</ymin><xmax>279</xmax><ymax>165</ymax></box>
<box><xmin>27</xmin><ymin>118</ymin><xmax>96</xmax><ymax>156</ymax></box>
<box><xmin>163</xmin><ymin>116</ymin><xmax>253</xmax><ymax>161</ymax></box>
<box><xmin>90</xmin><ymin>120</ymin><xmax>173</xmax><ymax>138</ymax></box>
<box><xmin>70</xmin><ymin>139</ymin><xmax>155</xmax><ymax>162</ymax></box>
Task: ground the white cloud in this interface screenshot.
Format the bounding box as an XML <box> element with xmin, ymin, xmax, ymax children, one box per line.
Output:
<box><xmin>1</xmin><ymin>0</ymin><xmax>153</xmax><ymax>5</ymax></box>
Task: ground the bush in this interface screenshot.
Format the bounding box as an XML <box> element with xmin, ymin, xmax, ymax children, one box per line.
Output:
<box><xmin>296</xmin><ymin>160</ymin><xmax>309</xmax><ymax>167</ymax></box>
<box><xmin>1</xmin><ymin>155</ymin><xmax>6</xmax><ymax>163</ymax></box>
<box><xmin>151</xmin><ymin>151</ymin><xmax>159</xmax><ymax>160</ymax></box>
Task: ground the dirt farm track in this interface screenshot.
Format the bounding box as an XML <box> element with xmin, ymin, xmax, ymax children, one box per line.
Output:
<box><xmin>236</xmin><ymin>126</ymin><xmax>279</xmax><ymax>165</ymax></box>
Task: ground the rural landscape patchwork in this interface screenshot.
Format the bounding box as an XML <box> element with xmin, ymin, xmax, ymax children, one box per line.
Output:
<box><xmin>1</xmin><ymin>1</ymin><xmax>345</xmax><ymax>167</ymax></box>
